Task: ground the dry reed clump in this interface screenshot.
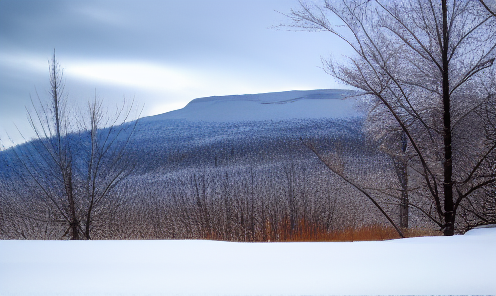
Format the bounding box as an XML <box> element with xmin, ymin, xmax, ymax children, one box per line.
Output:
<box><xmin>323</xmin><ymin>225</ymin><xmax>441</xmax><ymax>242</ymax></box>
<box><xmin>269</xmin><ymin>219</ymin><xmax>396</xmax><ymax>242</ymax></box>
<box><xmin>200</xmin><ymin>218</ymin><xmax>442</xmax><ymax>242</ymax></box>
<box><xmin>273</xmin><ymin>220</ymin><xmax>442</xmax><ymax>242</ymax></box>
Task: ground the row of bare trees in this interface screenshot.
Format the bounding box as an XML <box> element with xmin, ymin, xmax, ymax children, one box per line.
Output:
<box><xmin>2</xmin><ymin>160</ymin><xmax>411</xmax><ymax>240</ymax></box>
<box><xmin>288</xmin><ymin>0</ymin><xmax>496</xmax><ymax>236</ymax></box>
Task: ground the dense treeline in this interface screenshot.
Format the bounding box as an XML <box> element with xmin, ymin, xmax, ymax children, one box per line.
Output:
<box><xmin>125</xmin><ymin>117</ymin><xmax>369</xmax><ymax>173</ymax></box>
<box><xmin>1</xmin><ymin>115</ymin><xmax>428</xmax><ymax>240</ymax></box>
<box><xmin>1</xmin><ymin>155</ymin><xmax>424</xmax><ymax>240</ymax></box>
<box><xmin>0</xmin><ymin>118</ymin><xmax>366</xmax><ymax>239</ymax></box>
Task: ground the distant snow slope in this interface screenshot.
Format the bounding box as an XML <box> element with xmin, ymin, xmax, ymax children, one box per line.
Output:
<box><xmin>1</xmin><ymin>227</ymin><xmax>494</xmax><ymax>296</ymax></box>
<box><xmin>145</xmin><ymin>89</ymin><xmax>359</xmax><ymax>122</ymax></box>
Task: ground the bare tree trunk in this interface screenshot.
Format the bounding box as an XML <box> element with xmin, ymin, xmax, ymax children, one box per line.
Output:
<box><xmin>65</xmin><ymin>167</ymin><xmax>79</xmax><ymax>240</ymax></box>
<box><xmin>442</xmin><ymin>0</ymin><xmax>455</xmax><ymax>236</ymax></box>
<box><xmin>393</xmin><ymin>132</ymin><xmax>409</xmax><ymax>229</ymax></box>
<box><xmin>394</xmin><ymin>159</ymin><xmax>409</xmax><ymax>229</ymax></box>
<box><xmin>50</xmin><ymin>50</ymin><xmax>80</xmax><ymax>240</ymax></box>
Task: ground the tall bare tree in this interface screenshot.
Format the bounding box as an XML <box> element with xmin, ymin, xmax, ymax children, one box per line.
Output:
<box><xmin>288</xmin><ymin>0</ymin><xmax>496</xmax><ymax>235</ymax></box>
<box><xmin>12</xmin><ymin>51</ymin><xmax>139</xmax><ymax>239</ymax></box>
<box><xmin>13</xmin><ymin>50</ymin><xmax>81</xmax><ymax>239</ymax></box>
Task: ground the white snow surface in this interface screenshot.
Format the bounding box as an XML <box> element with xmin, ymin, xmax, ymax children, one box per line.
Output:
<box><xmin>144</xmin><ymin>89</ymin><xmax>359</xmax><ymax>123</ymax></box>
<box><xmin>1</xmin><ymin>227</ymin><xmax>495</xmax><ymax>296</ymax></box>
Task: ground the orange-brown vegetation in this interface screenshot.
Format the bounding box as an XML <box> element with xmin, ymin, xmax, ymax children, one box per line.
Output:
<box><xmin>201</xmin><ymin>217</ymin><xmax>441</xmax><ymax>242</ymax></box>
<box><xmin>273</xmin><ymin>221</ymin><xmax>442</xmax><ymax>242</ymax></box>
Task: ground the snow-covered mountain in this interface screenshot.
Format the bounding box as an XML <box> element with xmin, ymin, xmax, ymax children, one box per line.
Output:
<box><xmin>0</xmin><ymin>89</ymin><xmax>366</xmax><ymax>177</ymax></box>
<box><xmin>128</xmin><ymin>89</ymin><xmax>366</xmax><ymax>172</ymax></box>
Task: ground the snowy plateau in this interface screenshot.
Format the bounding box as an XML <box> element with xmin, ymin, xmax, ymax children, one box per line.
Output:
<box><xmin>146</xmin><ymin>89</ymin><xmax>358</xmax><ymax>122</ymax></box>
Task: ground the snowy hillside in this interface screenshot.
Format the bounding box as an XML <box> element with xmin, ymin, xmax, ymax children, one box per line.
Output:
<box><xmin>1</xmin><ymin>89</ymin><xmax>391</xmax><ymax>241</ymax></box>
<box><xmin>123</xmin><ymin>89</ymin><xmax>365</xmax><ymax>172</ymax></box>
<box><xmin>144</xmin><ymin>89</ymin><xmax>358</xmax><ymax>122</ymax></box>
<box><xmin>1</xmin><ymin>89</ymin><xmax>363</xmax><ymax>176</ymax></box>
<box><xmin>0</xmin><ymin>89</ymin><xmax>369</xmax><ymax>187</ymax></box>
<box><xmin>1</xmin><ymin>227</ymin><xmax>494</xmax><ymax>295</ymax></box>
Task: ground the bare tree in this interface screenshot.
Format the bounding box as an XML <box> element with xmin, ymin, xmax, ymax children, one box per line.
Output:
<box><xmin>12</xmin><ymin>51</ymin><xmax>139</xmax><ymax>239</ymax></box>
<box><xmin>11</xmin><ymin>50</ymin><xmax>81</xmax><ymax>239</ymax></box>
<box><xmin>75</xmin><ymin>96</ymin><xmax>139</xmax><ymax>239</ymax></box>
<box><xmin>288</xmin><ymin>0</ymin><xmax>496</xmax><ymax>235</ymax></box>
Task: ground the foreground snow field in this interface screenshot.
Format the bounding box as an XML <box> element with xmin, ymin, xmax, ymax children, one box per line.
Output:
<box><xmin>1</xmin><ymin>228</ymin><xmax>495</xmax><ymax>296</ymax></box>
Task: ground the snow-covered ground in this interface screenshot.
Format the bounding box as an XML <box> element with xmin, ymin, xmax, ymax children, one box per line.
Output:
<box><xmin>0</xmin><ymin>227</ymin><xmax>494</xmax><ymax>296</ymax></box>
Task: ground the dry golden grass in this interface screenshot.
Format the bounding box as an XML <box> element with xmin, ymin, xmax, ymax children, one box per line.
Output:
<box><xmin>323</xmin><ymin>225</ymin><xmax>441</xmax><ymax>242</ymax></box>
<box><xmin>195</xmin><ymin>216</ymin><xmax>445</xmax><ymax>242</ymax></box>
<box><xmin>257</xmin><ymin>218</ymin><xmax>442</xmax><ymax>242</ymax></box>
<box><xmin>199</xmin><ymin>218</ymin><xmax>442</xmax><ymax>242</ymax></box>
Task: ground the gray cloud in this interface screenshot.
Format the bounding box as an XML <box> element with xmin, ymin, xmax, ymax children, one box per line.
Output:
<box><xmin>0</xmin><ymin>0</ymin><xmax>349</xmax><ymax>147</ymax></box>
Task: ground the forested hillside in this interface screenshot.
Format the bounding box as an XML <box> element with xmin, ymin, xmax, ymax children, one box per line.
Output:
<box><xmin>1</xmin><ymin>89</ymin><xmax>415</xmax><ymax>240</ymax></box>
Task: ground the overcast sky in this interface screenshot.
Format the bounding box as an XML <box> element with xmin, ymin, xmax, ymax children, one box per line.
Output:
<box><xmin>0</xmin><ymin>0</ymin><xmax>349</xmax><ymax>146</ymax></box>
